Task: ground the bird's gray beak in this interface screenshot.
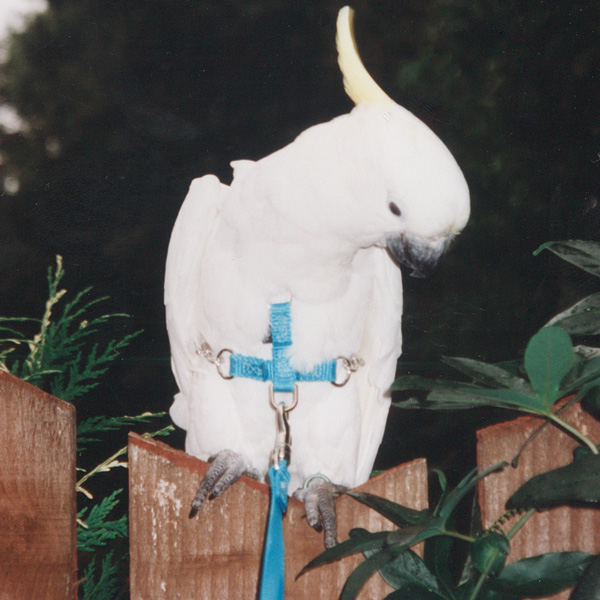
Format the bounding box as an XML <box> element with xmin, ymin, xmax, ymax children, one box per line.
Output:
<box><xmin>386</xmin><ymin>234</ymin><xmax>450</xmax><ymax>278</ymax></box>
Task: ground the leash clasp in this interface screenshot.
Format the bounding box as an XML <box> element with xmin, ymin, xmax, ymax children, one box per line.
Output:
<box><xmin>270</xmin><ymin>385</ymin><xmax>297</xmax><ymax>468</ymax></box>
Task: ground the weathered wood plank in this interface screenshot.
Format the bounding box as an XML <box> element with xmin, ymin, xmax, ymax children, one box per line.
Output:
<box><xmin>0</xmin><ymin>371</ymin><xmax>77</xmax><ymax>599</ymax></box>
<box><xmin>477</xmin><ymin>402</ymin><xmax>600</xmax><ymax>600</ymax></box>
<box><xmin>129</xmin><ymin>433</ymin><xmax>428</xmax><ymax>599</ymax></box>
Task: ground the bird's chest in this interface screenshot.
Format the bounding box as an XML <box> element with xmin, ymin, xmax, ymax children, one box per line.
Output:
<box><xmin>198</xmin><ymin>239</ymin><xmax>374</xmax><ymax>370</ymax></box>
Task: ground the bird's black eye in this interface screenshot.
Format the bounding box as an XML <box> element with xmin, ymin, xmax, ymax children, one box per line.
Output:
<box><xmin>389</xmin><ymin>202</ymin><xmax>401</xmax><ymax>216</ymax></box>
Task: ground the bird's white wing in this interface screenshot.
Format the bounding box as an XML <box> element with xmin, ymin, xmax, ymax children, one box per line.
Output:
<box><xmin>164</xmin><ymin>174</ymin><xmax>229</xmax><ymax>429</ymax></box>
<box><xmin>354</xmin><ymin>246</ymin><xmax>403</xmax><ymax>483</ymax></box>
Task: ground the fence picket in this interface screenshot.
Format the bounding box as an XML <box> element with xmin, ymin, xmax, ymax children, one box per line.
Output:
<box><xmin>0</xmin><ymin>371</ymin><xmax>77</xmax><ymax>599</ymax></box>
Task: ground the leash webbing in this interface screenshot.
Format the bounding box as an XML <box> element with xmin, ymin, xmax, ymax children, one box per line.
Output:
<box><xmin>259</xmin><ymin>460</ymin><xmax>290</xmax><ymax>600</ymax></box>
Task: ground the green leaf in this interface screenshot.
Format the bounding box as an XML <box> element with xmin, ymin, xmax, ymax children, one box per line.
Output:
<box><xmin>442</xmin><ymin>357</ymin><xmax>533</xmax><ymax>394</ymax></box>
<box><xmin>430</xmin><ymin>470</ymin><xmax>450</xmax><ymax>521</ymax></box>
<box><xmin>471</xmin><ymin>533</ymin><xmax>510</xmax><ymax>576</ymax></box>
<box><xmin>507</xmin><ymin>452</ymin><xmax>600</xmax><ymax>509</ymax></box>
<box><xmin>489</xmin><ymin>552</ymin><xmax>593</xmax><ymax>598</ymax></box>
<box><xmin>386</xmin><ymin>522</ymin><xmax>439</xmax><ymax>549</ymax></box>
<box><xmin>391</xmin><ymin>375</ymin><xmax>469</xmax><ymax>393</ymax></box>
<box><xmin>570</xmin><ymin>552</ymin><xmax>600</xmax><ymax>600</ymax></box>
<box><xmin>547</xmin><ymin>293</ymin><xmax>600</xmax><ymax>335</ymax></box>
<box><xmin>458</xmin><ymin>495</ymin><xmax>484</xmax><ymax>589</ymax></box>
<box><xmin>437</xmin><ymin>463</ymin><xmax>507</xmax><ymax>522</ymax></box>
<box><xmin>524</xmin><ymin>327</ymin><xmax>573</xmax><ymax>409</ymax></box>
<box><xmin>424</xmin><ymin>534</ymin><xmax>455</xmax><ymax>597</ymax></box>
<box><xmin>298</xmin><ymin>531</ymin><xmax>390</xmax><ymax>578</ymax></box>
<box><xmin>432</xmin><ymin>469</ymin><xmax>448</xmax><ymax>496</ymax></box>
<box><xmin>362</xmin><ymin>547</ymin><xmax>444</xmax><ymax>596</ymax></box>
<box><xmin>561</xmin><ymin>356</ymin><xmax>600</xmax><ymax>405</ymax></box>
<box><xmin>393</xmin><ymin>385</ymin><xmax>542</xmax><ymax>414</ymax></box>
<box><xmin>563</xmin><ymin>350</ymin><xmax>600</xmax><ymax>388</ymax></box>
<box><xmin>535</xmin><ymin>240</ymin><xmax>600</xmax><ymax>278</ymax></box>
<box><xmin>345</xmin><ymin>491</ymin><xmax>431</xmax><ymax>527</ymax></box>
<box><xmin>341</xmin><ymin>549</ymin><xmax>396</xmax><ymax>600</ymax></box>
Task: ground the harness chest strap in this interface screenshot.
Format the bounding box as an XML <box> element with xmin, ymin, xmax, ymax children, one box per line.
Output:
<box><xmin>195</xmin><ymin>303</ymin><xmax>364</xmax><ymax>388</ymax></box>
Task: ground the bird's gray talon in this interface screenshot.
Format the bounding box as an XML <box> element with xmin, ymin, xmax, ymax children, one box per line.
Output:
<box><xmin>294</xmin><ymin>479</ymin><xmax>346</xmax><ymax>547</ymax></box>
<box><xmin>188</xmin><ymin>449</ymin><xmax>247</xmax><ymax>517</ymax></box>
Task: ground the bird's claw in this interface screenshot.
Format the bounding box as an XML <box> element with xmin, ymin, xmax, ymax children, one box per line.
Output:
<box><xmin>189</xmin><ymin>449</ymin><xmax>256</xmax><ymax>517</ymax></box>
<box><xmin>293</xmin><ymin>478</ymin><xmax>347</xmax><ymax>548</ymax></box>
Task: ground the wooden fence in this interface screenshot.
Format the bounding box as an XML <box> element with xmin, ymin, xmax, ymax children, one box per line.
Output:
<box><xmin>2</xmin><ymin>369</ymin><xmax>600</xmax><ymax>599</ymax></box>
<box><xmin>0</xmin><ymin>371</ymin><xmax>77</xmax><ymax>600</ymax></box>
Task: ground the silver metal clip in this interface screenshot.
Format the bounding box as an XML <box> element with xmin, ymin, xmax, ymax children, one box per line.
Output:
<box><xmin>270</xmin><ymin>385</ymin><xmax>298</xmax><ymax>468</ymax></box>
<box><xmin>196</xmin><ymin>342</ymin><xmax>234</xmax><ymax>380</ymax></box>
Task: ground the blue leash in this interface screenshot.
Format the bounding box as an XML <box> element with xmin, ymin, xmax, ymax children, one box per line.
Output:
<box><xmin>229</xmin><ymin>302</ymin><xmax>337</xmax><ymax>600</ymax></box>
<box><xmin>259</xmin><ymin>460</ymin><xmax>290</xmax><ymax>600</ymax></box>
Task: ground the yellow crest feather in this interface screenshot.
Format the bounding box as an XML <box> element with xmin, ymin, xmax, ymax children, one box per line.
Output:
<box><xmin>336</xmin><ymin>6</ymin><xmax>395</xmax><ymax>106</ymax></box>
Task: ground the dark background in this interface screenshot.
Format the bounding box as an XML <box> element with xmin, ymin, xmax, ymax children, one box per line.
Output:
<box><xmin>1</xmin><ymin>0</ymin><xmax>600</xmax><ymax>480</ymax></box>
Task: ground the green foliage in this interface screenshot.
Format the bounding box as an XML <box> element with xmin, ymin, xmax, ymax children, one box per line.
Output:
<box><xmin>507</xmin><ymin>450</ymin><xmax>600</xmax><ymax>510</ymax></box>
<box><xmin>471</xmin><ymin>533</ymin><xmax>509</xmax><ymax>577</ymax></box>
<box><xmin>393</xmin><ymin>242</ymin><xmax>600</xmax><ymax>457</ymax></box>
<box><xmin>302</xmin><ymin>472</ymin><xmax>594</xmax><ymax>600</ymax></box>
<box><xmin>393</xmin><ymin>327</ymin><xmax>597</xmax><ymax>416</ymax></box>
<box><xmin>304</xmin><ymin>241</ymin><xmax>600</xmax><ymax>600</ymax></box>
<box><xmin>77</xmin><ymin>412</ymin><xmax>169</xmax><ymax>450</ymax></box>
<box><xmin>76</xmin><ymin>421</ymin><xmax>174</xmax><ymax>499</ymax></box>
<box><xmin>77</xmin><ymin>490</ymin><xmax>128</xmax><ymax>553</ymax></box>
<box><xmin>80</xmin><ymin>551</ymin><xmax>122</xmax><ymax>600</ymax></box>
<box><xmin>487</xmin><ymin>553</ymin><xmax>594</xmax><ymax>599</ymax></box>
<box><xmin>536</xmin><ymin>242</ymin><xmax>600</xmax><ymax>335</ymax></box>
<box><xmin>392</xmin><ymin>325</ymin><xmax>600</xmax><ymax>455</ymax></box>
<box><xmin>299</xmin><ymin>464</ymin><xmax>505</xmax><ymax>598</ymax></box>
<box><xmin>0</xmin><ymin>255</ymin><xmax>141</xmax><ymax>401</ymax></box>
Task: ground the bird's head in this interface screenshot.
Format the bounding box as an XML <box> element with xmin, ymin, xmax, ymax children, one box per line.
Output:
<box><xmin>335</xmin><ymin>6</ymin><xmax>470</xmax><ymax>277</ymax></box>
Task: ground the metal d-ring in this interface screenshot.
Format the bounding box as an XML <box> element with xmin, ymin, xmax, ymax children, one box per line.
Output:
<box><xmin>303</xmin><ymin>473</ymin><xmax>331</xmax><ymax>489</ymax></box>
<box><xmin>332</xmin><ymin>355</ymin><xmax>363</xmax><ymax>387</ymax></box>
<box><xmin>269</xmin><ymin>384</ymin><xmax>298</xmax><ymax>412</ymax></box>
<box><xmin>215</xmin><ymin>348</ymin><xmax>234</xmax><ymax>380</ymax></box>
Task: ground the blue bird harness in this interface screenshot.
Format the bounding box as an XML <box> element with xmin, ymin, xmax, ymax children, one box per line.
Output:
<box><xmin>205</xmin><ymin>301</ymin><xmax>361</xmax><ymax>600</ymax></box>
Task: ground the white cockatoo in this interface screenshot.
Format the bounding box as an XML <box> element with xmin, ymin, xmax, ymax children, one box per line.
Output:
<box><xmin>165</xmin><ymin>6</ymin><xmax>470</xmax><ymax>547</ymax></box>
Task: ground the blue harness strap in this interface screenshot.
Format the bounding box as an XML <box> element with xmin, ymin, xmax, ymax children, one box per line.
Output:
<box><xmin>229</xmin><ymin>302</ymin><xmax>337</xmax><ymax>392</ymax></box>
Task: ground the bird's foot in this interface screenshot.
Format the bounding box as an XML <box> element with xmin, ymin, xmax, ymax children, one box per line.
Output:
<box><xmin>293</xmin><ymin>476</ymin><xmax>347</xmax><ymax>548</ymax></box>
<box><xmin>189</xmin><ymin>449</ymin><xmax>258</xmax><ymax>518</ymax></box>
